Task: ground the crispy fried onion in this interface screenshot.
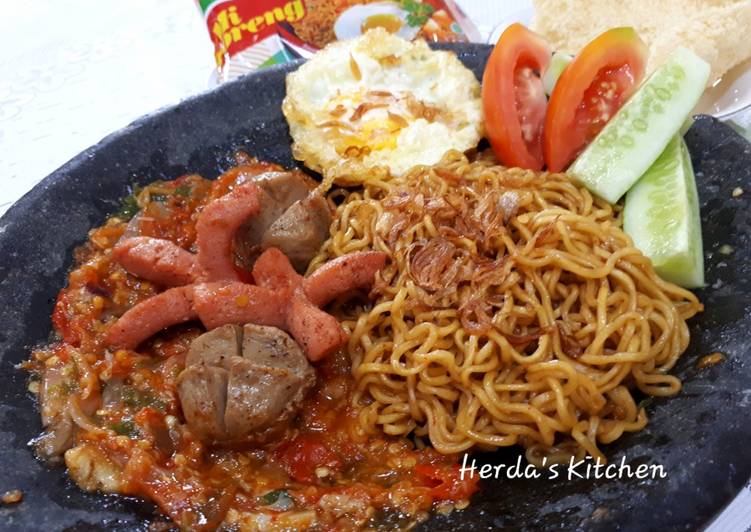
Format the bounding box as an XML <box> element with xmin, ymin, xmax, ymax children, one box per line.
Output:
<box><xmin>408</xmin><ymin>238</ymin><xmax>467</xmax><ymax>293</ymax></box>
<box><xmin>350</xmin><ymin>102</ymin><xmax>388</xmax><ymax>122</ymax></box>
<box><xmin>371</xmin><ymin>164</ymin><xmax>565</xmax><ymax>340</ymax></box>
<box><xmin>378</xmin><ymin>176</ymin><xmax>528</xmax><ymax>254</ymax></box>
<box><xmin>557</xmin><ymin>320</ymin><xmax>583</xmax><ymax>358</ymax></box>
<box><xmin>317</xmin><ymin>120</ymin><xmax>355</xmax><ymax>132</ymax></box>
<box><xmin>459</xmin><ymin>298</ymin><xmax>493</xmax><ymax>335</ymax></box>
<box><xmin>405</xmin><ymin>95</ymin><xmax>444</xmax><ymax>122</ymax></box>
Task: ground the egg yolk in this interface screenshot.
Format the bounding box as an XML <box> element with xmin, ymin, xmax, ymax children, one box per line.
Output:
<box><xmin>361</xmin><ymin>14</ymin><xmax>402</xmax><ymax>34</ymax></box>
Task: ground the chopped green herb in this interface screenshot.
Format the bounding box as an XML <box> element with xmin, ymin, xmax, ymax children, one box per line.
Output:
<box><xmin>61</xmin><ymin>380</ymin><xmax>79</xmax><ymax>394</ymax></box>
<box><xmin>400</xmin><ymin>0</ymin><xmax>433</xmax><ymax>27</ymax></box>
<box><xmin>115</xmin><ymin>185</ymin><xmax>142</xmax><ymax>221</ymax></box>
<box><xmin>111</xmin><ymin>420</ymin><xmax>139</xmax><ymax>438</ymax></box>
<box><xmin>50</xmin><ymin>380</ymin><xmax>79</xmax><ymax>399</ymax></box>
<box><xmin>175</xmin><ymin>184</ymin><xmax>192</xmax><ymax>197</ymax></box>
<box><xmin>259</xmin><ymin>489</ymin><xmax>295</xmax><ymax>511</ymax></box>
<box><xmin>122</xmin><ymin>386</ymin><xmax>166</xmax><ymax>411</ymax></box>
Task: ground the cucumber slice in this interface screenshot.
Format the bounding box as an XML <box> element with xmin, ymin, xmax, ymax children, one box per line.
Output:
<box><xmin>624</xmin><ymin>136</ymin><xmax>704</xmax><ymax>288</ymax></box>
<box><xmin>543</xmin><ymin>52</ymin><xmax>573</xmax><ymax>96</ymax></box>
<box><xmin>569</xmin><ymin>47</ymin><xmax>710</xmax><ymax>203</ymax></box>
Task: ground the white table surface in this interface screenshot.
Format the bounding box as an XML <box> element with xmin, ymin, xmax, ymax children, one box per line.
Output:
<box><xmin>0</xmin><ymin>0</ymin><xmax>748</xmax><ymax>529</ymax></box>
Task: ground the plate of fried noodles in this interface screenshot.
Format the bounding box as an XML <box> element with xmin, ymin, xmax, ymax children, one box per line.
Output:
<box><xmin>0</xmin><ymin>40</ymin><xmax>750</xmax><ymax>532</ymax></box>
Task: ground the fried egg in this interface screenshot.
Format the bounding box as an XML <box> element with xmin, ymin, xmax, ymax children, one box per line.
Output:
<box><xmin>334</xmin><ymin>2</ymin><xmax>420</xmax><ymax>41</ymax></box>
<box><xmin>282</xmin><ymin>28</ymin><xmax>483</xmax><ymax>183</ymax></box>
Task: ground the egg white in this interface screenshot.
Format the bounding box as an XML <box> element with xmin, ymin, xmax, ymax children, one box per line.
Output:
<box><xmin>282</xmin><ymin>28</ymin><xmax>484</xmax><ymax>183</ymax></box>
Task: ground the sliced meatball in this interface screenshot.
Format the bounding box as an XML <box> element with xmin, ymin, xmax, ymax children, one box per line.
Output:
<box><xmin>255</xmin><ymin>170</ymin><xmax>317</xmax><ymax>201</ymax></box>
<box><xmin>242</xmin><ymin>323</ymin><xmax>313</xmax><ymax>380</ymax></box>
<box><xmin>242</xmin><ymin>171</ymin><xmax>317</xmax><ymax>245</ymax></box>
<box><xmin>261</xmin><ymin>193</ymin><xmax>332</xmax><ymax>273</ymax></box>
<box><xmin>176</xmin><ymin>324</ymin><xmax>315</xmax><ymax>445</ymax></box>
<box><xmin>235</xmin><ymin>171</ymin><xmax>317</xmax><ymax>268</ymax></box>
<box><xmin>241</xmin><ymin>325</ymin><xmax>317</xmax><ymax>426</ymax></box>
<box><xmin>177</xmin><ymin>365</ymin><xmax>229</xmax><ymax>442</ymax></box>
<box><xmin>224</xmin><ymin>358</ymin><xmax>303</xmax><ymax>439</ymax></box>
<box><xmin>185</xmin><ymin>323</ymin><xmax>242</xmax><ymax>368</ymax></box>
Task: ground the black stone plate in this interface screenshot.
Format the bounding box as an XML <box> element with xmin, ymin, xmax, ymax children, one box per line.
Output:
<box><xmin>1</xmin><ymin>44</ymin><xmax>750</xmax><ymax>532</ymax></box>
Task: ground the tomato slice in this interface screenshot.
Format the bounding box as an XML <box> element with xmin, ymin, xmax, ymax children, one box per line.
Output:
<box><xmin>415</xmin><ymin>463</ymin><xmax>480</xmax><ymax>501</ymax></box>
<box><xmin>482</xmin><ymin>23</ymin><xmax>552</xmax><ymax>170</ymax></box>
<box><xmin>274</xmin><ymin>433</ymin><xmax>342</xmax><ymax>484</ymax></box>
<box><xmin>544</xmin><ymin>27</ymin><xmax>648</xmax><ymax>172</ymax></box>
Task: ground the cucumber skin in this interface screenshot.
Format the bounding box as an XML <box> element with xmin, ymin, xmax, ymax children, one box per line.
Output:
<box><xmin>543</xmin><ymin>52</ymin><xmax>573</xmax><ymax>96</ymax></box>
<box><xmin>569</xmin><ymin>47</ymin><xmax>710</xmax><ymax>204</ymax></box>
<box><xmin>624</xmin><ymin>137</ymin><xmax>704</xmax><ymax>288</ymax></box>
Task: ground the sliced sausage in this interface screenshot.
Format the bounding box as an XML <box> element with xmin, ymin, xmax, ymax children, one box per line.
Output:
<box><xmin>304</xmin><ymin>251</ymin><xmax>388</xmax><ymax>307</ymax></box>
<box><xmin>196</xmin><ymin>181</ymin><xmax>261</xmax><ymax>282</ymax></box>
<box><xmin>192</xmin><ymin>282</ymin><xmax>288</xmax><ymax>331</ymax></box>
<box><xmin>251</xmin><ymin>246</ymin><xmax>302</xmax><ymax>290</ymax></box>
<box><xmin>113</xmin><ymin>236</ymin><xmax>199</xmax><ymax>286</ymax></box>
<box><xmin>286</xmin><ymin>296</ymin><xmax>347</xmax><ymax>362</ymax></box>
<box><xmin>106</xmin><ymin>286</ymin><xmax>197</xmax><ymax>350</ymax></box>
<box><xmin>105</xmin><ymin>248</ymin><xmax>387</xmax><ymax>360</ymax></box>
<box><xmin>251</xmin><ymin>248</ymin><xmax>347</xmax><ymax>360</ymax></box>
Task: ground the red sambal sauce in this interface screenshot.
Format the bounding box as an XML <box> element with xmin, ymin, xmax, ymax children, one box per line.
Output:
<box><xmin>25</xmin><ymin>156</ymin><xmax>478</xmax><ymax>530</ymax></box>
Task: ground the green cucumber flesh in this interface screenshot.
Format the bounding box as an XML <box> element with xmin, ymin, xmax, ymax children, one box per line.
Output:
<box><xmin>543</xmin><ymin>52</ymin><xmax>573</xmax><ymax>96</ymax></box>
<box><xmin>624</xmin><ymin>136</ymin><xmax>704</xmax><ymax>288</ymax></box>
<box><xmin>569</xmin><ymin>46</ymin><xmax>710</xmax><ymax>204</ymax></box>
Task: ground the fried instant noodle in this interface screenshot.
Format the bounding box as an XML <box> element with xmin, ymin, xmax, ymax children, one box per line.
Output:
<box><xmin>310</xmin><ymin>150</ymin><xmax>703</xmax><ymax>466</ymax></box>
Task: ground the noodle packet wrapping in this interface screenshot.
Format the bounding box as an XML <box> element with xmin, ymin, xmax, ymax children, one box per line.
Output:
<box><xmin>196</xmin><ymin>0</ymin><xmax>481</xmax><ymax>81</ymax></box>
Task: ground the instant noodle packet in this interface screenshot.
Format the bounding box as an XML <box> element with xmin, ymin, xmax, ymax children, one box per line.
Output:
<box><xmin>196</xmin><ymin>0</ymin><xmax>481</xmax><ymax>81</ymax></box>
